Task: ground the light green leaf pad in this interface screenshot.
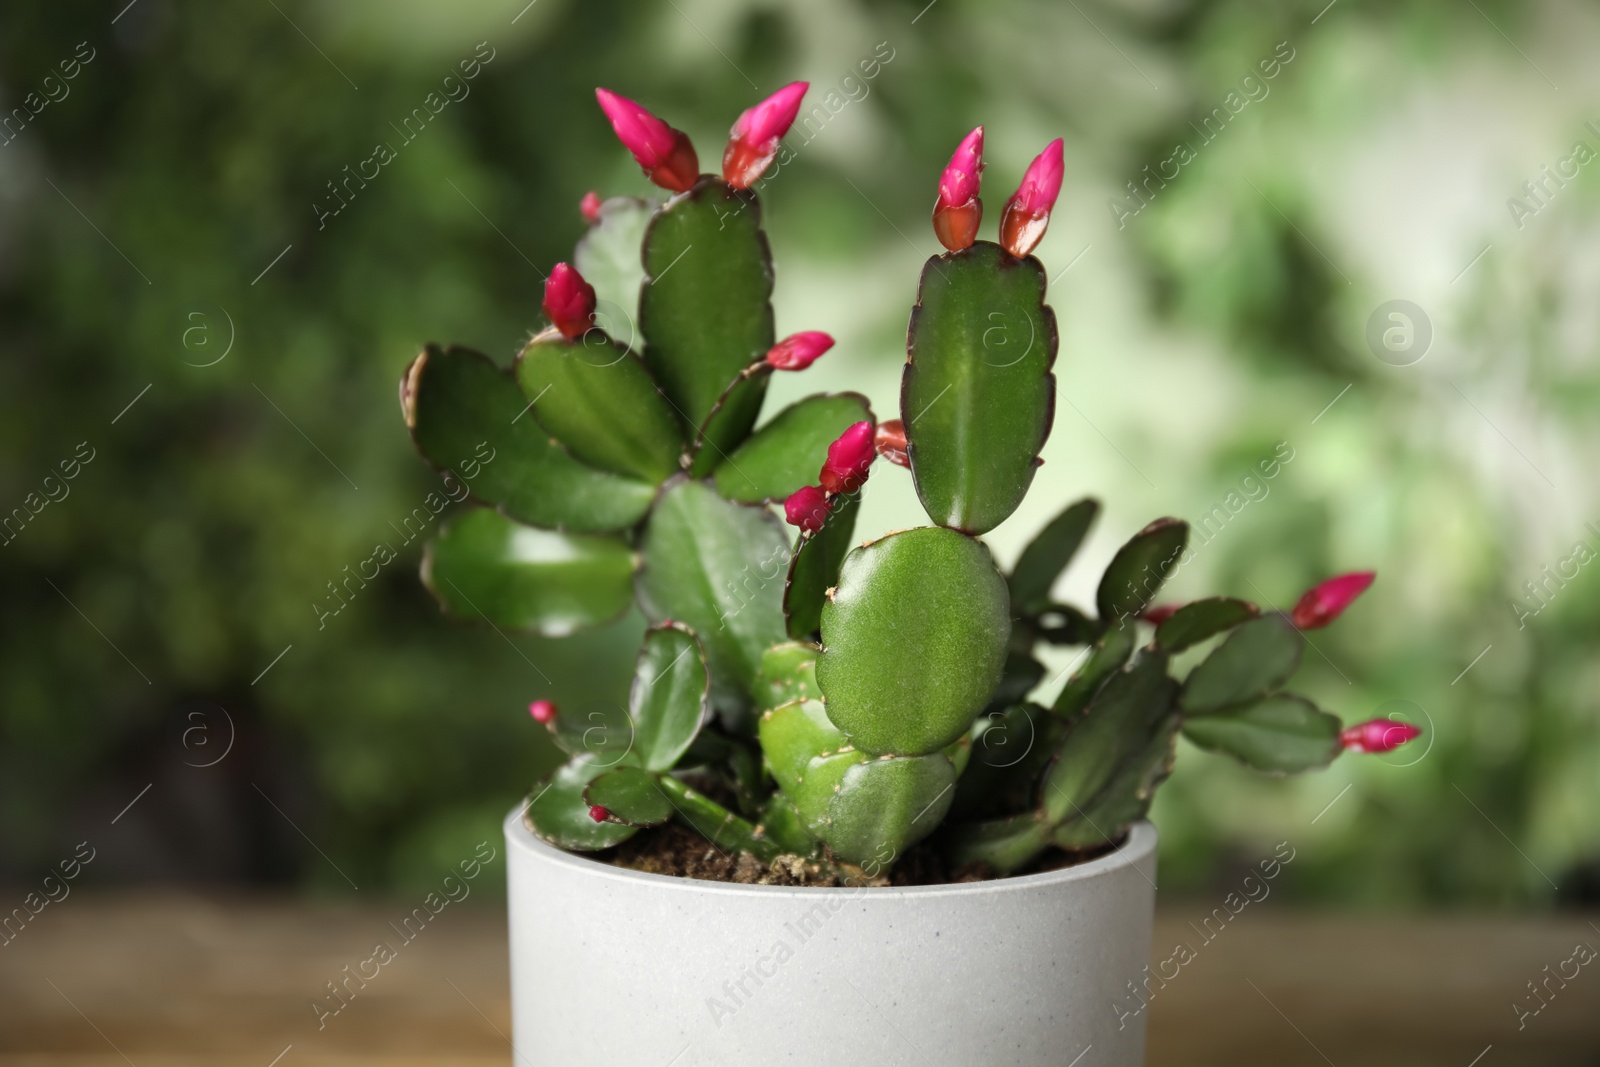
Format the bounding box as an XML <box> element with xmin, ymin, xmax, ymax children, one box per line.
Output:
<box><xmin>945</xmin><ymin>812</ymin><xmax>1052</xmax><ymax>874</ymax></box>
<box><xmin>574</xmin><ymin>195</ymin><xmax>657</xmax><ymax>349</ymax></box>
<box><xmin>583</xmin><ymin>766</ymin><xmax>672</xmax><ymax>827</ymax></box>
<box><xmin>629</xmin><ymin>623</ymin><xmax>710</xmax><ymax>772</ymax></box>
<box><xmin>640</xmin><ymin>178</ymin><xmax>774</xmax><ymax>463</ymax></box>
<box><xmin>636</xmin><ymin>480</ymin><xmax>789</xmax><ymax>721</ymax></box>
<box><xmin>1096</xmin><ymin>517</ymin><xmax>1188</xmax><ymax>625</ymax></box>
<box><xmin>903</xmin><ymin>241</ymin><xmax>1057</xmax><ymax>535</ymax></box>
<box><xmin>514</xmin><ymin>334</ymin><xmax>683</xmax><ymax>482</ymax></box>
<box><xmin>713</xmin><ymin>393</ymin><xmax>874</xmax><ymax>504</ymax></box>
<box><xmin>817</xmin><ymin>753</ymin><xmax>957</xmax><ymax>866</ymax></box>
<box><xmin>1155</xmin><ymin>596</ymin><xmax>1260</xmax><ymax>653</ymax></box>
<box><xmin>817</xmin><ymin>526</ymin><xmax>1010</xmax><ymax>756</ymax></box>
<box><xmin>1008</xmin><ymin>498</ymin><xmax>1099</xmax><ymax>614</ymax></box>
<box><xmin>423</xmin><ymin>507</ymin><xmax>635</xmax><ymax>636</ymax></box>
<box><xmin>1181</xmin><ymin>693</ymin><xmax>1341</xmax><ymax>774</ymax></box>
<box><xmin>402</xmin><ymin>344</ymin><xmax>654</xmax><ymax>533</ymax></box>
<box><xmin>754</xmin><ymin>641</ymin><xmax>821</xmax><ymax>712</ymax></box>
<box><xmin>759</xmin><ymin>697</ymin><xmax>848</xmax><ymax>795</ymax></box>
<box><xmin>783</xmin><ymin>490</ymin><xmax>861</xmax><ymax>640</ymax></box>
<box><xmin>1180</xmin><ymin>613</ymin><xmax>1303</xmax><ymax>714</ymax></box>
<box><xmin>526</xmin><ymin>756</ymin><xmax>639</xmax><ymax>850</ymax></box>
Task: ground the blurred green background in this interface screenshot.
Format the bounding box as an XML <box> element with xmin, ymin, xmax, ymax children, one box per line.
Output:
<box><xmin>2</xmin><ymin>0</ymin><xmax>1595</xmax><ymax>909</ymax></box>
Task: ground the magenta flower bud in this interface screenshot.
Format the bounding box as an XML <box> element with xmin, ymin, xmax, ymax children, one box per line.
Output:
<box><xmin>932</xmin><ymin>126</ymin><xmax>984</xmax><ymax>252</ymax></box>
<box><xmin>1291</xmin><ymin>571</ymin><xmax>1375</xmax><ymax>630</ymax></box>
<box><xmin>999</xmin><ymin>137</ymin><xmax>1064</xmax><ymax>259</ymax></box>
<box><xmin>542</xmin><ymin>262</ymin><xmax>597</xmax><ymax>340</ymax></box>
<box><xmin>784</xmin><ymin>485</ymin><xmax>831</xmax><ymax>533</ymax></box>
<box><xmin>1341</xmin><ymin>718</ymin><xmax>1422</xmax><ymax>754</ymax></box>
<box><xmin>818</xmin><ymin>421</ymin><xmax>875</xmax><ymax>495</ymax></box>
<box><xmin>579</xmin><ymin>191</ymin><xmax>602</xmax><ymax>222</ymax></box>
<box><xmin>722</xmin><ymin>81</ymin><xmax>808</xmax><ymax>189</ymax></box>
<box><xmin>1142</xmin><ymin>603</ymin><xmax>1180</xmax><ymax>625</ymax></box>
<box><xmin>588</xmin><ymin>805</ymin><xmax>611</xmax><ymax>823</ymax></box>
<box><xmin>595</xmin><ymin>88</ymin><xmax>700</xmax><ymax>193</ymax></box>
<box><xmin>873</xmin><ymin>419</ymin><xmax>909</xmax><ymax>468</ymax></box>
<box><xmin>528</xmin><ymin>699</ymin><xmax>557</xmax><ymax>725</ymax></box>
<box><xmin>764</xmin><ymin>330</ymin><xmax>835</xmax><ymax>371</ymax></box>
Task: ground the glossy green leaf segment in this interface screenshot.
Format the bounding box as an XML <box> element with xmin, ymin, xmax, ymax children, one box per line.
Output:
<box><xmin>629</xmin><ymin>624</ymin><xmax>710</xmax><ymax>771</ymax></box>
<box><xmin>817</xmin><ymin>527</ymin><xmax>1010</xmax><ymax>756</ymax></box>
<box><xmin>1180</xmin><ymin>614</ymin><xmax>1303</xmax><ymax>714</ymax></box>
<box><xmin>1009</xmin><ymin>498</ymin><xmax>1100</xmax><ymax>614</ymax></box>
<box><xmin>423</xmin><ymin>507</ymin><xmax>635</xmax><ymax>636</ymax></box>
<box><xmin>526</xmin><ymin>756</ymin><xmax>639</xmax><ymax>850</ymax></box>
<box><xmin>754</xmin><ymin>641</ymin><xmax>822</xmax><ymax>712</ymax></box>
<box><xmin>573</xmin><ymin>195</ymin><xmax>656</xmax><ymax>347</ymax></box>
<box><xmin>945</xmin><ymin>813</ymin><xmax>1052</xmax><ymax>873</ymax></box>
<box><xmin>636</xmin><ymin>480</ymin><xmax>788</xmax><ymax>720</ymax></box>
<box><xmin>903</xmin><ymin>241</ymin><xmax>1057</xmax><ymax>535</ymax></box>
<box><xmin>1051</xmin><ymin>624</ymin><xmax>1135</xmax><ymax>720</ymax></box>
<box><xmin>758</xmin><ymin>697</ymin><xmax>848</xmax><ymax>795</ymax></box>
<box><xmin>1096</xmin><ymin>518</ymin><xmax>1188</xmax><ymax>625</ymax></box>
<box><xmin>515</xmin><ymin>334</ymin><xmax>683</xmax><ymax>482</ymax></box>
<box><xmin>584</xmin><ymin>766</ymin><xmax>673</xmax><ymax>826</ymax></box>
<box><xmin>640</xmin><ymin>178</ymin><xmax>774</xmax><ymax>451</ymax></box>
<box><xmin>402</xmin><ymin>345</ymin><xmax>654</xmax><ymax>532</ymax></box>
<box><xmin>783</xmin><ymin>490</ymin><xmax>861</xmax><ymax>640</ymax></box>
<box><xmin>1181</xmin><ymin>694</ymin><xmax>1341</xmax><ymax>774</ymax></box>
<box><xmin>1155</xmin><ymin>597</ymin><xmax>1260</xmax><ymax>653</ymax></box>
<box><xmin>818</xmin><ymin>753</ymin><xmax>957</xmax><ymax>865</ymax></box>
<box><xmin>656</xmin><ymin>775</ymin><xmax>782</xmax><ymax>862</ymax></box>
<box><xmin>713</xmin><ymin>393</ymin><xmax>873</xmax><ymax>504</ymax></box>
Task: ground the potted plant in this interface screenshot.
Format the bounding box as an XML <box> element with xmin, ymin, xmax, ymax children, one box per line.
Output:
<box><xmin>398</xmin><ymin>83</ymin><xmax>1417</xmax><ymax>1067</ymax></box>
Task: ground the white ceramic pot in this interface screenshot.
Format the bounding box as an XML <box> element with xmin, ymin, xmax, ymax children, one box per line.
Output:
<box><xmin>504</xmin><ymin>807</ymin><xmax>1158</xmax><ymax>1066</ymax></box>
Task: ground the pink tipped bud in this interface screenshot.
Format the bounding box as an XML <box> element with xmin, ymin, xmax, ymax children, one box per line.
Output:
<box><xmin>1142</xmin><ymin>604</ymin><xmax>1180</xmax><ymax>625</ymax></box>
<box><xmin>874</xmin><ymin>419</ymin><xmax>909</xmax><ymax>468</ymax></box>
<box><xmin>999</xmin><ymin>138</ymin><xmax>1064</xmax><ymax>259</ymax></box>
<box><xmin>784</xmin><ymin>485</ymin><xmax>831</xmax><ymax>533</ymax></box>
<box><xmin>818</xmin><ymin>421</ymin><xmax>875</xmax><ymax>495</ymax></box>
<box><xmin>528</xmin><ymin>699</ymin><xmax>557</xmax><ymax>725</ymax></box>
<box><xmin>1291</xmin><ymin>571</ymin><xmax>1375</xmax><ymax>630</ymax></box>
<box><xmin>765</xmin><ymin>331</ymin><xmax>834</xmax><ymax>371</ymax></box>
<box><xmin>588</xmin><ymin>805</ymin><xmax>611</xmax><ymax>823</ymax></box>
<box><xmin>722</xmin><ymin>81</ymin><xmax>808</xmax><ymax>189</ymax></box>
<box><xmin>933</xmin><ymin>126</ymin><xmax>984</xmax><ymax>252</ymax></box>
<box><xmin>1341</xmin><ymin>718</ymin><xmax>1422</xmax><ymax>755</ymax></box>
<box><xmin>579</xmin><ymin>191</ymin><xmax>603</xmax><ymax>222</ymax></box>
<box><xmin>595</xmin><ymin>88</ymin><xmax>700</xmax><ymax>193</ymax></box>
<box><xmin>543</xmin><ymin>262</ymin><xmax>597</xmax><ymax>340</ymax></box>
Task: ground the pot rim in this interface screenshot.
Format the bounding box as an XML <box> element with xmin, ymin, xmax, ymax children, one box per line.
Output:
<box><xmin>505</xmin><ymin>805</ymin><xmax>1156</xmax><ymax>900</ymax></box>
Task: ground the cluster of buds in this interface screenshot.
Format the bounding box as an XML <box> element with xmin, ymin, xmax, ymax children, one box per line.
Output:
<box><xmin>933</xmin><ymin>128</ymin><xmax>1064</xmax><ymax>259</ymax></box>
<box><xmin>783</xmin><ymin>422</ymin><xmax>876</xmax><ymax>533</ymax></box>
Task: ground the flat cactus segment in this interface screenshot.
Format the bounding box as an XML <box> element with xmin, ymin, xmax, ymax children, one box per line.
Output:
<box><xmin>820</xmin><ymin>753</ymin><xmax>958</xmax><ymax>866</ymax></box>
<box><xmin>713</xmin><ymin>393</ymin><xmax>874</xmax><ymax>504</ymax></box>
<box><xmin>540</xmin><ymin>703</ymin><xmax>635</xmax><ymax>764</ymax></box>
<box><xmin>944</xmin><ymin>813</ymin><xmax>1052</xmax><ymax>874</ymax></box>
<box><xmin>817</xmin><ymin>527</ymin><xmax>1010</xmax><ymax>756</ymax></box>
<box><xmin>1181</xmin><ymin>693</ymin><xmax>1342</xmax><ymax>773</ymax></box>
<box><xmin>1052</xmin><ymin>713</ymin><xmax>1179</xmax><ymax>850</ymax></box>
<box><xmin>636</xmin><ymin>480</ymin><xmax>788</xmax><ymax>722</ymax></box>
<box><xmin>1155</xmin><ymin>596</ymin><xmax>1260</xmax><ymax>653</ymax></box>
<box><xmin>656</xmin><ymin>775</ymin><xmax>783</xmax><ymax>862</ymax></box>
<box><xmin>526</xmin><ymin>756</ymin><xmax>639</xmax><ymax>850</ymax></box>
<box><xmin>758</xmin><ymin>697</ymin><xmax>847</xmax><ymax>794</ymax></box>
<box><xmin>573</xmin><ymin>195</ymin><xmax>657</xmax><ymax>347</ymax></box>
<box><xmin>758</xmin><ymin>793</ymin><xmax>820</xmax><ymax>855</ymax></box>
<box><xmin>754</xmin><ymin>641</ymin><xmax>821</xmax><ymax>711</ymax></box>
<box><xmin>783</xmin><ymin>489</ymin><xmax>861</xmax><ymax>640</ymax></box>
<box><xmin>1008</xmin><ymin>498</ymin><xmax>1100</xmax><ymax>614</ymax></box>
<box><xmin>583</xmin><ymin>766</ymin><xmax>673</xmax><ymax>826</ymax></box>
<box><xmin>1180</xmin><ymin>613</ymin><xmax>1303</xmax><ymax>714</ymax></box>
<box><xmin>401</xmin><ymin>344</ymin><xmax>654</xmax><ymax>532</ymax></box>
<box><xmin>902</xmin><ymin>241</ymin><xmax>1057</xmax><ymax>535</ymax></box>
<box><xmin>514</xmin><ymin>334</ymin><xmax>683</xmax><ymax>482</ymax></box>
<box><xmin>422</xmin><ymin>508</ymin><xmax>635</xmax><ymax>636</ymax></box>
<box><xmin>1050</xmin><ymin>623</ymin><xmax>1135</xmax><ymax>720</ymax></box>
<box><xmin>1096</xmin><ymin>517</ymin><xmax>1189</xmax><ymax>625</ymax></box>
<box><xmin>950</xmin><ymin>702</ymin><xmax>1054</xmax><ymax>820</ymax></box>
<box><xmin>629</xmin><ymin>624</ymin><xmax>710</xmax><ymax>771</ymax></box>
<box><xmin>640</xmin><ymin>177</ymin><xmax>774</xmax><ymax>444</ymax></box>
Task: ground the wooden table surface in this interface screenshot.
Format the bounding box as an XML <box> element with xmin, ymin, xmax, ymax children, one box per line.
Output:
<box><xmin>1</xmin><ymin>894</ymin><xmax>1596</xmax><ymax>1066</ymax></box>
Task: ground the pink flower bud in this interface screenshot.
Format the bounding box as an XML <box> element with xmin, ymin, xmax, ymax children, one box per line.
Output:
<box><xmin>588</xmin><ymin>805</ymin><xmax>611</xmax><ymax>823</ymax></box>
<box><xmin>579</xmin><ymin>191</ymin><xmax>603</xmax><ymax>222</ymax></box>
<box><xmin>1340</xmin><ymin>718</ymin><xmax>1422</xmax><ymax>754</ymax></box>
<box><xmin>784</xmin><ymin>485</ymin><xmax>831</xmax><ymax>533</ymax></box>
<box><xmin>999</xmin><ymin>138</ymin><xmax>1064</xmax><ymax>259</ymax></box>
<box><xmin>1291</xmin><ymin>571</ymin><xmax>1375</xmax><ymax>630</ymax></box>
<box><xmin>933</xmin><ymin>126</ymin><xmax>984</xmax><ymax>252</ymax></box>
<box><xmin>818</xmin><ymin>421</ymin><xmax>875</xmax><ymax>495</ymax></box>
<box><xmin>764</xmin><ymin>331</ymin><xmax>834</xmax><ymax>371</ymax></box>
<box><xmin>595</xmin><ymin>88</ymin><xmax>700</xmax><ymax>193</ymax></box>
<box><xmin>874</xmin><ymin>419</ymin><xmax>909</xmax><ymax>468</ymax></box>
<box><xmin>722</xmin><ymin>81</ymin><xmax>808</xmax><ymax>189</ymax></box>
<box><xmin>528</xmin><ymin>699</ymin><xmax>557</xmax><ymax>725</ymax></box>
<box><xmin>542</xmin><ymin>262</ymin><xmax>597</xmax><ymax>340</ymax></box>
<box><xmin>1142</xmin><ymin>604</ymin><xmax>1180</xmax><ymax>625</ymax></box>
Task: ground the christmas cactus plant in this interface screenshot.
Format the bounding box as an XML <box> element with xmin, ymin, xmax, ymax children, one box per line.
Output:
<box><xmin>398</xmin><ymin>84</ymin><xmax>1418</xmax><ymax>881</ymax></box>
